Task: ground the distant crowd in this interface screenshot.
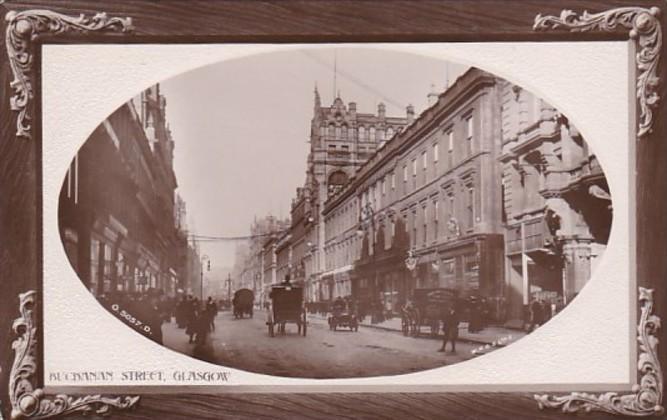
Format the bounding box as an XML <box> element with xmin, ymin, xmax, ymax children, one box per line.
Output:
<box><xmin>175</xmin><ymin>295</ymin><xmax>219</xmax><ymax>345</ymax></box>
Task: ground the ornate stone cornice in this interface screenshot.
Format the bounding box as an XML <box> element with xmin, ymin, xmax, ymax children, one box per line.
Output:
<box><xmin>534</xmin><ymin>7</ymin><xmax>662</xmax><ymax>138</ymax></box>
<box><xmin>5</xmin><ymin>9</ymin><xmax>133</xmax><ymax>139</ymax></box>
<box><xmin>535</xmin><ymin>287</ymin><xmax>663</xmax><ymax>416</ymax></box>
<box><xmin>9</xmin><ymin>291</ymin><xmax>139</xmax><ymax>419</ymax></box>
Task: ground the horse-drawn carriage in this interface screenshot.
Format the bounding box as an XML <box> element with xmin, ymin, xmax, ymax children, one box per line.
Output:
<box><xmin>233</xmin><ymin>288</ymin><xmax>254</xmax><ymax>319</ymax></box>
<box><xmin>266</xmin><ymin>283</ymin><xmax>307</xmax><ymax>337</ymax></box>
<box><xmin>328</xmin><ymin>298</ymin><xmax>358</xmax><ymax>332</ymax></box>
<box><xmin>401</xmin><ymin>288</ymin><xmax>457</xmax><ymax>337</ymax></box>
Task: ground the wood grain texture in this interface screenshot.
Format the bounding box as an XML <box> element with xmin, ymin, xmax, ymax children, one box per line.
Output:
<box><xmin>65</xmin><ymin>393</ymin><xmax>626</xmax><ymax>420</ymax></box>
<box><xmin>0</xmin><ymin>1</ymin><xmax>665</xmax><ymax>419</ymax></box>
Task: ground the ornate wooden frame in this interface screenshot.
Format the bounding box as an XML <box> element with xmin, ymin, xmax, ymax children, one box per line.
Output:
<box><xmin>0</xmin><ymin>1</ymin><xmax>664</xmax><ymax>419</ymax></box>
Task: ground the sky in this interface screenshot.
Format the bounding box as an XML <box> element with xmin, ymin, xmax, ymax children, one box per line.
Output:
<box><xmin>159</xmin><ymin>47</ymin><xmax>468</xmax><ymax>272</ymax></box>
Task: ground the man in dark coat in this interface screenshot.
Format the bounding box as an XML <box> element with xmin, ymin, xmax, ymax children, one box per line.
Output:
<box><xmin>194</xmin><ymin>302</ymin><xmax>209</xmax><ymax>346</ymax></box>
<box><xmin>206</xmin><ymin>297</ymin><xmax>218</xmax><ymax>332</ymax></box>
<box><xmin>146</xmin><ymin>293</ymin><xmax>164</xmax><ymax>345</ymax></box>
<box><xmin>528</xmin><ymin>297</ymin><xmax>543</xmax><ymax>331</ymax></box>
<box><xmin>185</xmin><ymin>297</ymin><xmax>198</xmax><ymax>344</ymax></box>
<box><xmin>438</xmin><ymin>298</ymin><xmax>460</xmax><ymax>353</ymax></box>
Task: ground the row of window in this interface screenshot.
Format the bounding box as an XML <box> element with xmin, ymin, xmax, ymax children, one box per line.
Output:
<box><xmin>404</xmin><ymin>187</ymin><xmax>475</xmax><ymax>247</ymax></box>
<box><xmin>326</xmin><ymin>198</ymin><xmax>359</xmax><ymax>239</ymax></box>
<box><xmin>327</xmin><ymin>144</ymin><xmax>373</xmax><ymax>151</ymax></box>
<box><xmin>89</xmin><ymin>237</ymin><xmax>161</xmax><ymax>295</ymax></box>
<box><xmin>325</xmin><ymin>235</ymin><xmax>361</xmax><ymax>270</ymax></box>
<box><xmin>320</xmin><ymin>124</ymin><xmax>399</xmax><ymax>142</ymax></box>
<box><xmin>326</xmin><ymin>186</ymin><xmax>477</xmax><ymax>270</ymax></box>
<box><xmin>357</xmin><ymin>114</ymin><xmax>476</xmax><ymax>211</ymax></box>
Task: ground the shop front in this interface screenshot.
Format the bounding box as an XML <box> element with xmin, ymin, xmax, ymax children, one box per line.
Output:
<box><xmin>352</xmin><ymin>251</ymin><xmax>409</xmax><ymax>321</ymax></box>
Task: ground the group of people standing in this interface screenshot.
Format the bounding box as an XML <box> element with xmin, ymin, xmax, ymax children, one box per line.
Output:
<box><xmin>526</xmin><ymin>297</ymin><xmax>564</xmax><ymax>331</ymax></box>
<box><xmin>175</xmin><ymin>296</ymin><xmax>219</xmax><ymax>345</ymax></box>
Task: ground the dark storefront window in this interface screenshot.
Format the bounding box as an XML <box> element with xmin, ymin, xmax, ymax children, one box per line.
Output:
<box><xmin>103</xmin><ymin>243</ymin><xmax>112</xmax><ymax>293</ymax></box>
<box><xmin>439</xmin><ymin>258</ymin><xmax>455</xmax><ymax>288</ymax></box>
<box><xmin>90</xmin><ymin>238</ymin><xmax>100</xmax><ymax>294</ymax></box>
<box><xmin>464</xmin><ymin>253</ymin><xmax>480</xmax><ymax>290</ymax></box>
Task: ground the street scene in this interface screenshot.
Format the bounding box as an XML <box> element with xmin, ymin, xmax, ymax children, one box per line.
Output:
<box><xmin>162</xmin><ymin>308</ymin><xmax>490</xmax><ymax>379</ymax></box>
<box><xmin>58</xmin><ymin>47</ymin><xmax>611</xmax><ymax>378</ymax></box>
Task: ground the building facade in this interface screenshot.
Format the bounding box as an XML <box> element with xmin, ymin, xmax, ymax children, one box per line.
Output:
<box><xmin>59</xmin><ymin>84</ymin><xmax>188</xmax><ymax>297</ymax></box>
<box><xmin>499</xmin><ymin>82</ymin><xmax>612</xmax><ymax>319</ymax></box>
<box><xmin>323</xmin><ymin>68</ymin><xmax>506</xmax><ymax>316</ymax></box>
<box><xmin>302</xmin><ymin>89</ymin><xmax>411</xmax><ymax>307</ymax></box>
<box><xmin>234</xmin><ymin>70</ymin><xmax>610</xmax><ymax>323</ymax></box>
<box><xmin>231</xmin><ymin>215</ymin><xmax>289</xmax><ymax>306</ymax></box>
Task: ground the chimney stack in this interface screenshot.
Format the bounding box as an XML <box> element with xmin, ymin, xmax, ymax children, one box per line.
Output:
<box><xmin>377</xmin><ymin>102</ymin><xmax>386</xmax><ymax>119</ymax></box>
<box><xmin>427</xmin><ymin>83</ymin><xmax>438</xmax><ymax>107</ymax></box>
<box><xmin>406</xmin><ymin>104</ymin><xmax>415</xmax><ymax>124</ymax></box>
<box><xmin>349</xmin><ymin>102</ymin><xmax>357</xmax><ymax>117</ymax></box>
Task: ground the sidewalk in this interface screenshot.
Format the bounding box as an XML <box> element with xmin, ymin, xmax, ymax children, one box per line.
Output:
<box><xmin>308</xmin><ymin>313</ymin><xmax>526</xmax><ymax>347</ymax></box>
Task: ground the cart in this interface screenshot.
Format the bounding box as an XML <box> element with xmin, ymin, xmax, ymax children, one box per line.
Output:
<box><xmin>328</xmin><ymin>299</ymin><xmax>358</xmax><ymax>332</ymax></box>
<box><xmin>403</xmin><ymin>288</ymin><xmax>457</xmax><ymax>337</ymax></box>
<box><xmin>233</xmin><ymin>288</ymin><xmax>254</xmax><ymax>319</ymax></box>
<box><xmin>266</xmin><ymin>283</ymin><xmax>307</xmax><ymax>337</ymax></box>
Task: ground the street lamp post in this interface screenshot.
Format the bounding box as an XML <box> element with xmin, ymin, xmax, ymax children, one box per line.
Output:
<box><xmin>200</xmin><ymin>254</ymin><xmax>210</xmax><ymax>301</ymax></box>
<box><xmin>357</xmin><ymin>202</ymin><xmax>380</xmax><ymax>323</ymax></box>
<box><xmin>227</xmin><ymin>273</ymin><xmax>232</xmax><ymax>303</ymax></box>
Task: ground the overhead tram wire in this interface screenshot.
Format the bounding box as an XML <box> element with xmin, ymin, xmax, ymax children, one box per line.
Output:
<box><xmin>189</xmin><ymin>229</ymin><xmax>290</xmax><ymax>242</ymax></box>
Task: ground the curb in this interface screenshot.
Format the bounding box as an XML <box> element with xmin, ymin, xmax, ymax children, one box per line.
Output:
<box><xmin>307</xmin><ymin>315</ymin><xmax>504</xmax><ymax>346</ymax></box>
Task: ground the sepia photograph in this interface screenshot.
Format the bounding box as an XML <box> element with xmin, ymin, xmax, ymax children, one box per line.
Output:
<box><xmin>57</xmin><ymin>47</ymin><xmax>613</xmax><ymax>379</ymax></box>
<box><xmin>1</xmin><ymin>0</ymin><xmax>664</xmax><ymax>419</ymax></box>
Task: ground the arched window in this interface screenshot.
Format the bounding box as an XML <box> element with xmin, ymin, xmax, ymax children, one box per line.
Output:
<box><xmin>328</xmin><ymin>170</ymin><xmax>349</xmax><ymax>196</ymax></box>
<box><xmin>387</xmin><ymin>127</ymin><xmax>394</xmax><ymax>139</ymax></box>
<box><xmin>328</xmin><ymin>124</ymin><xmax>335</xmax><ymax>137</ymax></box>
<box><xmin>335</xmin><ymin>125</ymin><xmax>341</xmax><ymax>138</ymax></box>
<box><xmin>369</xmin><ymin>127</ymin><xmax>376</xmax><ymax>142</ymax></box>
<box><xmin>341</xmin><ymin>125</ymin><xmax>348</xmax><ymax>139</ymax></box>
<box><xmin>378</xmin><ymin>130</ymin><xmax>385</xmax><ymax>141</ymax></box>
<box><xmin>358</xmin><ymin>126</ymin><xmax>366</xmax><ymax>140</ymax></box>
<box><xmin>320</xmin><ymin>126</ymin><xmax>326</xmax><ymax>137</ymax></box>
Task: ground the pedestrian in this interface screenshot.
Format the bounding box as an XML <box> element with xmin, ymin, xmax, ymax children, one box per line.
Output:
<box><xmin>438</xmin><ymin>298</ymin><xmax>460</xmax><ymax>353</ymax></box>
<box><xmin>195</xmin><ymin>303</ymin><xmax>209</xmax><ymax>346</ymax></box>
<box><xmin>175</xmin><ymin>297</ymin><xmax>187</xmax><ymax>328</ymax></box>
<box><xmin>206</xmin><ymin>296</ymin><xmax>218</xmax><ymax>332</ymax></box>
<box><xmin>146</xmin><ymin>292</ymin><xmax>164</xmax><ymax>345</ymax></box>
<box><xmin>186</xmin><ymin>297</ymin><xmax>198</xmax><ymax>344</ymax></box>
<box><xmin>528</xmin><ymin>297</ymin><xmax>543</xmax><ymax>332</ymax></box>
<box><xmin>541</xmin><ymin>299</ymin><xmax>551</xmax><ymax>322</ymax></box>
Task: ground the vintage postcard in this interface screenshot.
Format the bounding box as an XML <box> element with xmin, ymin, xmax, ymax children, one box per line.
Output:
<box><xmin>0</xmin><ymin>1</ymin><xmax>664</xmax><ymax>419</ymax></box>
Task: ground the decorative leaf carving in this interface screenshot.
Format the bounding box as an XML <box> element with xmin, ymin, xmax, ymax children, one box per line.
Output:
<box><xmin>5</xmin><ymin>9</ymin><xmax>133</xmax><ymax>139</ymax></box>
<box><xmin>534</xmin><ymin>287</ymin><xmax>663</xmax><ymax>416</ymax></box>
<box><xmin>9</xmin><ymin>291</ymin><xmax>140</xmax><ymax>419</ymax></box>
<box><xmin>534</xmin><ymin>7</ymin><xmax>662</xmax><ymax>138</ymax></box>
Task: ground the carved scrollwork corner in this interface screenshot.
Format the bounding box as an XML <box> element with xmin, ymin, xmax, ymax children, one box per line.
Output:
<box><xmin>535</xmin><ymin>287</ymin><xmax>663</xmax><ymax>416</ymax></box>
<box><xmin>9</xmin><ymin>291</ymin><xmax>140</xmax><ymax>419</ymax></box>
<box><xmin>4</xmin><ymin>9</ymin><xmax>133</xmax><ymax>139</ymax></box>
<box><xmin>534</xmin><ymin>6</ymin><xmax>662</xmax><ymax>138</ymax></box>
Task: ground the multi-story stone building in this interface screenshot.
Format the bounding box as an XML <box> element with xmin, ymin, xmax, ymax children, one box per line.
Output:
<box><xmin>301</xmin><ymin>88</ymin><xmax>411</xmax><ymax>306</ymax></box>
<box><xmin>59</xmin><ymin>84</ymin><xmax>186</xmax><ymax>297</ymax></box>
<box><xmin>499</xmin><ymin>83</ymin><xmax>611</xmax><ymax>320</ymax></box>
<box><xmin>321</xmin><ymin>68</ymin><xmax>611</xmax><ymax>322</ymax></box>
<box><xmin>324</xmin><ymin>68</ymin><xmax>506</xmax><ymax>315</ymax></box>
<box><xmin>232</xmin><ymin>215</ymin><xmax>289</xmax><ymax>304</ymax></box>
<box><xmin>239</xmin><ymin>71</ymin><xmax>610</xmax><ymax>322</ymax></box>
